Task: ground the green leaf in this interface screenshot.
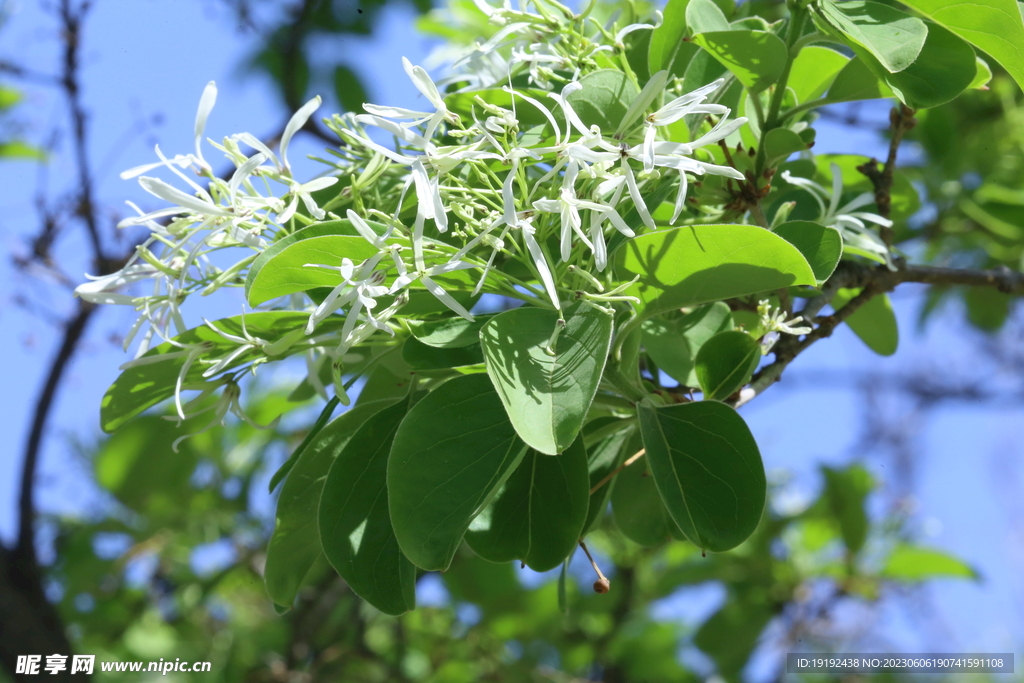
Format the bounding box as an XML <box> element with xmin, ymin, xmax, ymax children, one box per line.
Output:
<box><xmin>824</xmin><ymin>56</ymin><xmax>893</xmax><ymax>103</ymax></box>
<box><xmin>319</xmin><ymin>400</ymin><xmax>417</xmax><ymax>615</ymax></box>
<box><xmin>882</xmin><ymin>544</ymin><xmax>978</xmax><ymax>581</ymax></box>
<box><xmin>247</xmin><ymin>234</ymin><xmax>380</xmax><ymax>306</ymax></box>
<box><xmin>465</xmin><ymin>438</ymin><xmax>590</xmax><ymax>572</ymax></box>
<box><xmin>686</xmin><ymin>0</ymin><xmax>730</xmax><ymax>34</ymax></box>
<box><xmin>643</xmin><ymin>302</ymin><xmax>734</xmax><ymax>387</ymax></box>
<box><xmin>565</xmin><ymin>70</ymin><xmax>640</xmax><ymax>132</ymax></box>
<box><xmin>692</xmin><ymin>30</ymin><xmax>788</xmax><ymax>93</ymax></box>
<box><xmin>832</xmin><ymin>287</ymin><xmax>899</xmax><ymax>356</ymax></box>
<box><xmin>965</xmin><ymin>59</ymin><xmax>995</xmax><ymax>95</ymax></box>
<box><xmin>480</xmin><ymin>302</ymin><xmax>613</xmax><ymax>455</ymax></box>
<box><xmin>965</xmin><ymin>286</ymin><xmax>1012</xmax><ymax>332</ymax></box>
<box><xmin>582</xmin><ymin>419</ymin><xmax>635</xmax><ymax>535</ymax></box>
<box><xmin>265</xmin><ymin>400</ymin><xmax>395</xmax><ymax>607</ymax></box>
<box><xmin>0</xmin><ymin>141</ymin><xmax>45</xmax><ymax>160</ymax></box>
<box><xmin>820</xmin><ymin>464</ymin><xmax>872</xmax><ymax>555</ymax></box>
<box><xmin>694</xmin><ymin>597</ymin><xmax>774</xmax><ymax>681</ymax></box>
<box><xmin>611</xmin><ymin>447</ymin><xmax>680</xmax><ymax>547</ymax></box>
<box><xmin>648</xmin><ymin>0</ymin><xmax>700</xmax><ymax>77</ymax></box>
<box><xmin>817</xmin><ymin>0</ymin><xmax>928</xmax><ymax>73</ymax></box>
<box><xmin>614</xmin><ymin>224</ymin><xmax>817</xmax><ymax>319</ymax></box>
<box><xmin>101</xmin><ymin>312</ymin><xmax>341</xmax><ymax>433</ymax></box>
<box><xmin>268</xmin><ymin>396</ymin><xmax>340</xmax><ymax>493</ymax></box>
<box><xmin>694</xmin><ymin>331</ymin><xmax>760</xmax><ymax>400</ymax></box>
<box><xmin>849</xmin><ymin>20</ymin><xmax>978</xmax><ymax>109</ymax></box>
<box><xmin>333</xmin><ymin>65</ymin><xmax>368</xmax><ymax>113</ymax></box>
<box><xmin>763</xmin><ymin>128</ymin><xmax>806</xmax><ymax>165</ymax></box>
<box><xmin>245</xmin><ymin>219</ymin><xmax>371</xmax><ymax>304</ymax></box>
<box><xmin>773</xmin><ymin>221</ymin><xmax>843</xmax><ymax>283</ymax></box>
<box><xmin>388</xmin><ymin>374</ymin><xmax>527</xmax><ymax>571</ymax></box>
<box><xmin>446</xmin><ymin>86</ymin><xmax>553</xmax><ymax>129</ymax></box>
<box><xmin>788</xmin><ymin>46</ymin><xmax>850</xmax><ymax>103</ymax></box>
<box><xmin>898</xmin><ymin>0</ymin><xmax>1024</xmax><ymax>93</ymax></box>
<box><xmin>408</xmin><ymin>314</ymin><xmax>494</xmax><ymax>347</ymax></box>
<box><xmin>402</xmin><ymin>337</ymin><xmax>484</xmax><ymax>370</ymax></box>
<box><xmin>638</xmin><ymin>401</ymin><xmax>766</xmax><ymax>552</ymax></box>
<box><xmin>94</xmin><ymin>416</ymin><xmax>199</xmax><ymax>513</ymax></box>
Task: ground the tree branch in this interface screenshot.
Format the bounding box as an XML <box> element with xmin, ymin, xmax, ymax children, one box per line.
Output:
<box><xmin>734</xmin><ymin>260</ymin><xmax>1024</xmax><ymax>407</ymax></box>
<box><xmin>16</xmin><ymin>301</ymin><xmax>95</xmax><ymax>558</ymax></box>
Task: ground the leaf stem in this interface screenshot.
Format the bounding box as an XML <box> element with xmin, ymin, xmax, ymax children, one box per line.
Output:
<box><xmin>589</xmin><ymin>448</ymin><xmax>645</xmax><ymax>494</ymax></box>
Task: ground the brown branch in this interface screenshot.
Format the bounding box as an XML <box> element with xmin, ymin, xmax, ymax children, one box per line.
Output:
<box><xmin>856</xmin><ymin>104</ymin><xmax>916</xmax><ymax>244</ymax></box>
<box><xmin>16</xmin><ymin>301</ymin><xmax>96</xmax><ymax>558</ymax></box>
<box><xmin>58</xmin><ymin>0</ymin><xmax>106</xmax><ymax>269</ymax></box>
<box><xmin>734</xmin><ymin>259</ymin><xmax>1024</xmax><ymax>407</ymax></box>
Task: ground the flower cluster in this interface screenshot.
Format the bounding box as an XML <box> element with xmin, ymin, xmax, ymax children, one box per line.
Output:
<box><xmin>75</xmin><ymin>82</ymin><xmax>336</xmax><ymax>356</ymax></box>
<box><xmin>76</xmin><ymin>0</ymin><xmax>826</xmax><ymax>435</ymax></box>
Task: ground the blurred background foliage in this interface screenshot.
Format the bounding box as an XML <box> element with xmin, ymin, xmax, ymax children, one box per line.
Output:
<box><xmin>3</xmin><ymin>0</ymin><xmax>1024</xmax><ymax>680</ymax></box>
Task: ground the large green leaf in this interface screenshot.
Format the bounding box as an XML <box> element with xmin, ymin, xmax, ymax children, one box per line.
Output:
<box><xmin>817</xmin><ymin>0</ymin><xmax>928</xmax><ymax>73</ymax></box>
<box><xmin>611</xmin><ymin>446</ymin><xmax>682</xmax><ymax>547</ymax></box>
<box><xmin>692</xmin><ymin>30</ymin><xmax>787</xmax><ymax>93</ymax></box>
<box><xmin>582</xmin><ymin>419</ymin><xmax>635</xmax><ymax>535</ymax></box>
<box><xmin>264</xmin><ymin>400</ymin><xmax>395</xmax><ymax>608</ymax></box>
<box><xmin>823</xmin><ymin>56</ymin><xmax>893</xmax><ymax>103</ymax></box>
<box><xmin>465</xmin><ymin>438</ymin><xmax>590</xmax><ymax>572</ymax></box>
<box><xmin>247</xmin><ymin>234</ymin><xmax>380</xmax><ymax>306</ymax></box>
<box><xmin>648</xmin><ymin>0</ymin><xmax>700</xmax><ymax>77</ymax></box>
<box><xmin>788</xmin><ymin>46</ymin><xmax>850</xmax><ymax>103</ymax></box>
<box><xmin>694</xmin><ymin>330</ymin><xmax>761</xmax><ymax>400</ymax></box>
<box><xmin>881</xmin><ymin>544</ymin><xmax>978</xmax><ymax>581</ymax></box>
<box><xmin>773</xmin><ymin>221</ymin><xmax>843</xmax><ymax>283</ymax></box>
<box><xmin>639</xmin><ymin>401</ymin><xmax>766</xmax><ymax>552</ymax></box>
<box><xmin>899</xmin><ymin>0</ymin><xmax>1024</xmax><ymax>93</ymax></box>
<box><xmin>643</xmin><ymin>302</ymin><xmax>734</xmax><ymax>387</ymax></box>
<box><xmin>318</xmin><ymin>400</ymin><xmax>417</xmax><ymax>615</ymax></box>
<box><xmin>480</xmin><ymin>302</ymin><xmax>613</xmax><ymax>455</ymax></box>
<box><xmin>614</xmin><ymin>224</ymin><xmax>817</xmax><ymax>319</ymax></box>
<box><xmin>832</xmin><ymin>287</ymin><xmax>899</xmax><ymax>356</ymax></box>
<box><xmin>101</xmin><ymin>312</ymin><xmax>340</xmax><ymax>433</ymax></box>
<box><xmin>388</xmin><ymin>373</ymin><xmax>527</xmax><ymax>571</ymax></box>
<box><xmin>408</xmin><ymin>314</ymin><xmax>495</xmax><ymax>348</ymax></box>
<box><xmin>565</xmin><ymin>69</ymin><xmax>640</xmax><ymax>133</ymax></box>
<box><xmin>685</xmin><ymin>0</ymin><xmax>730</xmax><ymax>34</ymax></box>
<box><xmin>401</xmin><ymin>337</ymin><xmax>484</xmax><ymax>370</ymax></box>
<box><xmin>848</xmin><ymin>20</ymin><xmax>978</xmax><ymax>109</ymax></box>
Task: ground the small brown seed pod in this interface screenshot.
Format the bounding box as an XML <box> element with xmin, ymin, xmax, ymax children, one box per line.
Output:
<box><xmin>593</xmin><ymin>578</ymin><xmax>610</xmax><ymax>594</ymax></box>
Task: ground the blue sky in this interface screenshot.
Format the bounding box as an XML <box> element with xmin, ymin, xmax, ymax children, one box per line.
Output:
<box><xmin>0</xmin><ymin>0</ymin><xmax>1021</xmax><ymax>675</ymax></box>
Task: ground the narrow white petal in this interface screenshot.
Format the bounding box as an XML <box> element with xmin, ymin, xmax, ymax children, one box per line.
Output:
<box><xmin>362</xmin><ymin>103</ymin><xmax>433</xmax><ymax>119</ymax></box>
<box><xmin>422</xmin><ymin>275</ymin><xmax>475</xmax><ymax>321</ymax></box>
<box><xmin>194</xmin><ymin>81</ymin><xmax>217</xmax><ymax>162</ymax></box>
<box><xmin>402</xmin><ymin>57</ymin><xmax>447</xmax><ymax>112</ymax></box>
<box><xmin>139</xmin><ymin>176</ymin><xmax>231</xmax><ymax>217</ymax></box>
<box><xmin>671</xmin><ymin>170</ymin><xmax>689</xmax><ymax>224</ymax></box>
<box><xmin>281</xmin><ymin>95</ymin><xmax>322</xmax><ymax>173</ymax></box>
<box><xmin>623</xmin><ymin>160</ymin><xmax>655</xmax><ymax>230</ymax></box>
<box><xmin>522</xmin><ymin>224</ymin><xmax>560</xmax><ymax>309</ymax></box>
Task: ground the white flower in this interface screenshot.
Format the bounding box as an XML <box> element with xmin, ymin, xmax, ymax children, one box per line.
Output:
<box><xmin>782</xmin><ymin>163</ymin><xmax>895</xmax><ymax>269</ymax></box>
<box><xmin>362</xmin><ymin>58</ymin><xmax>457</xmax><ymax>141</ymax></box>
<box><xmin>166</xmin><ymin>379</ymin><xmax>277</xmax><ymax>452</ymax></box>
<box><xmin>75</xmin><ymin>263</ymin><xmax>157</xmax><ymax>305</ymax></box>
<box><xmin>194</xmin><ymin>81</ymin><xmax>218</xmax><ymax>172</ymax></box>
<box><xmin>389</xmin><ymin>256</ymin><xmax>478</xmax><ymax>321</ymax></box>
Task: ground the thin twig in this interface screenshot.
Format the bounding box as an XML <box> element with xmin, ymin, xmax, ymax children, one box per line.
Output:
<box><xmin>589</xmin><ymin>448</ymin><xmax>645</xmax><ymax>495</ymax></box>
